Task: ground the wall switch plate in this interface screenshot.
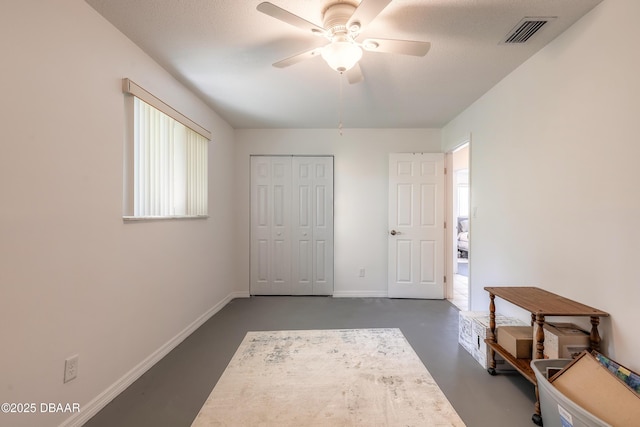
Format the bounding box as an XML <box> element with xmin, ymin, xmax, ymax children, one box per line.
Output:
<box><xmin>64</xmin><ymin>354</ymin><xmax>79</xmax><ymax>383</ymax></box>
<box><xmin>359</xmin><ymin>268</ymin><xmax>365</xmax><ymax>277</ymax></box>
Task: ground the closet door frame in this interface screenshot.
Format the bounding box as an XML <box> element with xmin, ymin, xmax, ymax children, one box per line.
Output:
<box><xmin>250</xmin><ymin>155</ymin><xmax>334</xmax><ymax>296</ymax></box>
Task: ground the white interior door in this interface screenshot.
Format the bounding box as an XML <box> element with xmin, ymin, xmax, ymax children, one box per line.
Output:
<box><xmin>388</xmin><ymin>153</ymin><xmax>445</xmax><ymax>299</ymax></box>
<box><xmin>251</xmin><ymin>156</ymin><xmax>333</xmax><ymax>296</ymax></box>
<box><xmin>250</xmin><ymin>156</ymin><xmax>292</xmax><ymax>295</ymax></box>
<box><xmin>291</xmin><ymin>157</ymin><xmax>334</xmax><ymax>295</ymax></box>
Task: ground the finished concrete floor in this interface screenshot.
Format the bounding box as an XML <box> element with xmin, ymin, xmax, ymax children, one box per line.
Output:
<box><xmin>84</xmin><ymin>297</ymin><xmax>536</xmax><ymax>427</ymax></box>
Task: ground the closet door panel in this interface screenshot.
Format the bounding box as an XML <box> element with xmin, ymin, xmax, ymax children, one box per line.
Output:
<box><xmin>252</xmin><ymin>156</ymin><xmax>333</xmax><ymax>296</ymax></box>
<box><xmin>250</xmin><ymin>156</ymin><xmax>292</xmax><ymax>295</ymax></box>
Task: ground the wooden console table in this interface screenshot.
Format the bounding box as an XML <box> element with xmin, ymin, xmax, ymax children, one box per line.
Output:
<box><xmin>484</xmin><ymin>286</ymin><xmax>609</xmax><ymax>426</ymax></box>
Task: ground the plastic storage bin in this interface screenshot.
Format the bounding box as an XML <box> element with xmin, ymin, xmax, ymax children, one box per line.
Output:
<box><xmin>531</xmin><ymin>359</ymin><xmax>611</xmax><ymax>427</ymax></box>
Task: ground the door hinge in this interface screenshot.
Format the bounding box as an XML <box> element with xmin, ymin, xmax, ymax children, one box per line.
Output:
<box><xmin>444</xmin><ymin>221</ymin><xmax>447</xmax><ymax>229</ymax></box>
<box><xmin>444</xmin><ymin>275</ymin><xmax>447</xmax><ymax>283</ymax></box>
<box><xmin>444</xmin><ymin>167</ymin><xmax>447</xmax><ymax>174</ymax></box>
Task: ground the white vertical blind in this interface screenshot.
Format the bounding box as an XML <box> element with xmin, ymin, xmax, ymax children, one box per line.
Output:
<box><xmin>186</xmin><ymin>128</ymin><xmax>208</xmax><ymax>215</ymax></box>
<box><xmin>133</xmin><ymin>98</ymin><xmax>208</xmax><ymax>217</ymax></box>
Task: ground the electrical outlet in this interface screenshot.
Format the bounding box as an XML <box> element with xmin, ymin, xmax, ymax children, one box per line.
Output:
<box><xmin>359</xmin><ymin>268</ymin><xmax>365</xmax><ymax>277</ymax></box>
<box><xmin>64</xmin><ymin>354</ymin><xmax>79</xmax><ymax>383</ymax></box>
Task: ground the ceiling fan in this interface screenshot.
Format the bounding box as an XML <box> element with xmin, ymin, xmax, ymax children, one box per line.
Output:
<box><xmin>257</xmin><ymin>0</ymin><xmax>431</xmax><ymax>84</ymax></box>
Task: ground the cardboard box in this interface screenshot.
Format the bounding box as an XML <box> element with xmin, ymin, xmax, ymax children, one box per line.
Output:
<box><xmin>471</xmin><ymin>314</ymin><xmax>527</xmax><ymax>370</ymax></box>
<box><xmin>472</xmin><ymin>346</ymin><xmax>515</xmax><ymax>371</ymax></box>
<box><xmin>550</xmin><ymin>351</ymin><xmax>640</xmax><ymax>426</ymax></box>
<box><xmin>497</xmin><ymin>326</ymin><xmax>533</xmax><ymax>359</ymax></box>
<box><xmin>534</xmin><ymin>322</ymin><xmax>590</xmax><ymax>359</ymax></box>
<box><xmin>472</xmin><ymin>314</ymin><xmax>528</xmax><ymax>350</ymax></box>
<box><xmin>458</xmin><ymin>311</ymin><xmax>488</xmax><ymax>355</ymax></box>
<box><xmin>458</xmin><ymin>312</ymin><xmax>519</xmax><ymax>354</ymax></box>
<box><xmin>458</xmin><ymin>311</ymin><xmax>531</xmax><ymax>370</ymax></box>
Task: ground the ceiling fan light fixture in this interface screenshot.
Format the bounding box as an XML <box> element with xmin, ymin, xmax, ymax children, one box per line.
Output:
<box><xmin>321</xmin><ymin>40</ymin><xmax>363</xmax><ymax>72</ymax></box>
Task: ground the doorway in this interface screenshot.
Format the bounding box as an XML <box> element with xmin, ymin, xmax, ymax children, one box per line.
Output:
<box><xmin>447</xmin><ymin>144</ymin><xmax>470</xmax><ymax>310</ymax></box>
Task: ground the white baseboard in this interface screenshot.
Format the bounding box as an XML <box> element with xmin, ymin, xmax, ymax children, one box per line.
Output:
<box><xmin>59</xmin><ymin>291</ymin><xmax>248</xmax><ymax>427</ymax></box>
<box><xmin>332</xmin><ymin>290</ymin><xmax>388</xmax><ymax>298</ymax></box>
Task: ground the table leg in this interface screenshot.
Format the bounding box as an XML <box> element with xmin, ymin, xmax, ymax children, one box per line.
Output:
<box><xmin>532</xmin><ymin>313</ymin><xmax>545</xmax><ymax>423</ymax></box>
<box><xmin>532</xmin><ymin>411</ymin><xmax>543</xmax><ymax>426</ymax></box>
<box><xmin>534</xmin><ymin>314</ymin><xmax>545</xmax><ymax>360</ymax></box>
<box><xmin>590</xmin><ymin>316</ymin><xmax>601</xmax><ymax>353</ymax></box>
<box><xmin>487</xmin><ymin>293</ymin><xmax>497</xmax><ymax>375</ymax></box>
<box><xmin>532</xmin><ymin>379</ymin><xmax>543</xmax><ymax>425</ymax></box>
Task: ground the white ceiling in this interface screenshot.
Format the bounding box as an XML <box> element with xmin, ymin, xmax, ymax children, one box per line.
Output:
<box><xmin>86</xmin><ymin>0</ymin><xmax>602</xmax><ymax>129</ymax></box>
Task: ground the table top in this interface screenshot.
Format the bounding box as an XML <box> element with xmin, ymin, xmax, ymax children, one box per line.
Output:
<box><xmin>484</xmin><ymin>286</ymin><xmax>609</xmax><ymax>317</ymax></box>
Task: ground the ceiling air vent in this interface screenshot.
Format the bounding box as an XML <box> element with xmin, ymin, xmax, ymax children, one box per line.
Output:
<box><xmin>502</xmin><ymin>17</ymin><xmax>557</xmax><ymax>44</ymax></box>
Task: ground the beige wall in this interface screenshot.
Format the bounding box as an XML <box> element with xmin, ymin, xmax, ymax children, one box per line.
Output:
<box><xmin>0</xmin><ymin>1</ymin><xmax>237</xmax><ymax>426</ymax></box>
<box><xmin>443</xmin><ymin>0</ymin><xmax>640</xmax><ymax>370</ymax></box>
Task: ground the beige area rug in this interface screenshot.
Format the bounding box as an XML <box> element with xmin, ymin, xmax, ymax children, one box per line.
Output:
<box><xmin>191</xmin><ymin>328</ymin><xmax>465</xmax><ymax>426</ymax></box>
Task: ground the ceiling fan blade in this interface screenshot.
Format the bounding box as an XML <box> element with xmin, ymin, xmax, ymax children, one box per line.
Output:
<box><xmin>362</xmin><ymin>38</ymin><xmax>431</xmax><ymax>56</ymax></box>
<box><xmin>346</xmin><ymin>63</ymin><xmax>364</xmax><ymax>85</ymax></box>
<box><xmin>347</xmin><ymin>0</ymin><xmax>392</xmax><ymax>31</ymax></box>
<box><xmin>257</xmin><ymin>2</ymin><xmax>326</xmax><ymax>36</ymax></box>
<box><xmin>272</xmin><ymin>47</ymin><xmax>323</xmax><ymax>68</ymax></box>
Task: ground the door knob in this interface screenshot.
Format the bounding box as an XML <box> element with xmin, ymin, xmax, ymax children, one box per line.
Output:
<box><xmin>390</xmin><ymin>230</ymin><xmax>400</xmax><ymax>236</ymax></box>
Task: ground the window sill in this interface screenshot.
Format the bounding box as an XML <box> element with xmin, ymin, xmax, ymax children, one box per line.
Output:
<box><xmin>123</xmin><ymin>215</ymin><xmax>208</xmax><ymax>222</ymax></box>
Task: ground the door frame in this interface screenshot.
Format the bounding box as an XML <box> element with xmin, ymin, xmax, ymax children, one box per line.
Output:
<box><xmin>249</xmin><ymin>155</ymin><xmax>335</xmax><ymax>296</ymax></box>
<box><xmin>445</xmin><ymin>139</ymin><xmax>471</xmax><ymax>310</ymax></box>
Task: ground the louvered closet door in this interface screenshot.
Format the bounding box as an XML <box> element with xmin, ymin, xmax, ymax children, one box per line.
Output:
<box><xmin>250</xmin><ymin>156</ymin><xmax>333</xmax><ymax>296</ymax></box>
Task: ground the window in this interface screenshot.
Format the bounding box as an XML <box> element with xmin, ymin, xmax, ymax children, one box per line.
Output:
<box><xmin>123</xmin><ymin>79</ymin><xmax>210</xmax><ymax>219</ymax></box>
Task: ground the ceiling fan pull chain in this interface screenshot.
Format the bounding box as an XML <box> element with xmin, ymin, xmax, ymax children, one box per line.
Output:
<box><xmin>338</xmin><ymin>71</ymin><xmax>344</xmax><ymax>136</ymax></box>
